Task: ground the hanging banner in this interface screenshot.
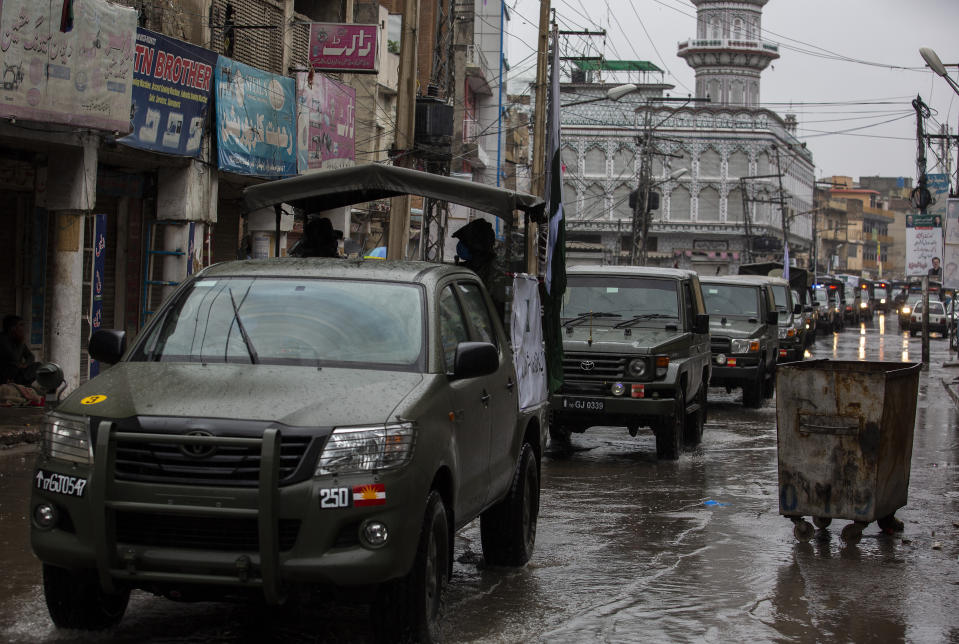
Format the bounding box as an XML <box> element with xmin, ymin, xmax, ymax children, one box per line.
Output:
<box><xmin>214</xmin><ymin>57</ymin><xmax>297</xmax><ymax>177</ymax></box>
<box><xmin>905</xmin><ymin>213</ymin><xmax>943</xmax><ymax>277</ymax></box>
<box><xmin>308</xmin><ymin>23</ymin><xmax>379</xmax><ymax>73</ymax></box>
<box><xmin>510</xmin><ymin>275</ymin><xmax>547</xmax><ymax>410</ymax></box>
<box><xmin>120</xmin><ymin>29</ymin><xmax>217</xmax><ymax>156</ymax></box>
<box><xmin>89</xmin><ymin>213</ymin><xmax>107</xmax><ymax>378</ymax></box>
<box><xmin>0</xmin><ymin>0</ymin><xmax>137</xmax><ymax>132</ymax></box>
<box><xmin>295</xmin><ymin>71</ymin><xmax>355</xmax><ymax>173</ymax></box>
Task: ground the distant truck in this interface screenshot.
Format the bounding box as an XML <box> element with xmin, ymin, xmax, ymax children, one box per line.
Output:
<box><xmin>548</xmin><ymin>266</ymin><xmax>711</xmax><ymax>460</ymax></box>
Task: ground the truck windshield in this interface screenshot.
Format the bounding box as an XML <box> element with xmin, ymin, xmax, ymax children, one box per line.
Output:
<box><xmin>132</xmin><ymin>277</ymin><xmax>425</xmax><ymax>369</ymax></box>
<box><xmin>702</xmin><ymin>284</ymin><xmax>759</xmax><ymax>317</ymax></box>
<box><xmin>561</xmin><ymin>276</ymin><xmax>680</xmax><ymax>325</ymax></box>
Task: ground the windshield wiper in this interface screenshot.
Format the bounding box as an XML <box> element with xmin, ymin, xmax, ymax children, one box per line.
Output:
<box><xmin>614</xmin><ymin>313</ymin><xmax>678</xmax><ymax>329</ymax></box>
<box><xmin>229</xmin><ymin>288</ymin><xmax>259</xmax><ymax>364</ymax></box>
<box><xmin>562</xmin><ymin>311</ymin><xmax>621</xmax><ymax>327</ymax></box>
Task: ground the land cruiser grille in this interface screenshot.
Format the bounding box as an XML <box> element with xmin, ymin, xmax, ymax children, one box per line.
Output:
<box><xmin>561</xmin><ymin>354</ymin><xmax>626</xmax><ymax>381</ymax></box>
<box><xmin>711</xmin><ymin>338</ymin><xmax>731</xmax><ymax>353</ymax></box>
<box><xmin>116</xmin><ymin>512</ymin><xmax>300</xmax><ymax>551</ymax></box>
<box><xmin>114</xmin><ymin>434</ymin><xmax>312</xmax><ymax>487</ymax></box>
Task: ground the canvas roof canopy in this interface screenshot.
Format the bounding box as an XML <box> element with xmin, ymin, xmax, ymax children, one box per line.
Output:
<box><xmin>243</xmin><ymin>164</ymin><xmax>546</xmax><ymax>226</ymax></box>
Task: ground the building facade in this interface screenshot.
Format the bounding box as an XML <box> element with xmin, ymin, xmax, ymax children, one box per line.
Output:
<box><xmin>558</xmin><ymin>0</ymin><xmax>815</xmax><ymax>275</ymax></box>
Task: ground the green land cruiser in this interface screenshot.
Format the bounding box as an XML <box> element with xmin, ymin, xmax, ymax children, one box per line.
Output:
<box><xmin>30</xmin><ymin>258</ymin><xmax>547</xmax><ymax>642</ymax></box>
<box><xmin>700</xmin><ymin>275</ymin><xmax>779</xmax><ymax>408</ymax></box>
<box><xmin>548</xmin><ymin>266</ymin><xmax>711</xmax><ymax>459</ymax></box>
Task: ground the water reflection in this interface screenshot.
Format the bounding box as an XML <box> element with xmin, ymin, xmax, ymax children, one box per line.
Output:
<box><xmin>858</xmin><ymin>332</ymin><xmax>866</xmax><ymax>360</ymax></box>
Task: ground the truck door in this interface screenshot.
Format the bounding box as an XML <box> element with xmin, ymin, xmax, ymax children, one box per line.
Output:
<box><xmin>439</xmin><ymin>284</ymin><xmax>491</xmax><ymax>518</ymax></box>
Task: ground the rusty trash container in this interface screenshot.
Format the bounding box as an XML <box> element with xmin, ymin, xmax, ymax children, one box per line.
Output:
<box><xmin>776</xmin><ymin>360</ymin><xmax>921</xmax><ymax>544</ymax></box>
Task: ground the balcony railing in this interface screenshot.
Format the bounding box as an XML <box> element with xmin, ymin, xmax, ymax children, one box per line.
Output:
<box><xmin>677</xmin><ymin>38</ymin><xmax>779</xmax><ymax>54</ymax></box>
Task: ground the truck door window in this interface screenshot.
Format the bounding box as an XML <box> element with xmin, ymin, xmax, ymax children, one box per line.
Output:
<box><xmin>456</xmin><ymin>282</ymin><xmax>498</xmax><ymax>347</ymax></box>
<box><xmin>682</xmin><ymin>282</ymin><xmax>695</xmax><ymax>329</ymax></box>
<box><xmin>440</xmin><ymin>286</ymin><xmax>470</xmax><ymax>372</ymax></box>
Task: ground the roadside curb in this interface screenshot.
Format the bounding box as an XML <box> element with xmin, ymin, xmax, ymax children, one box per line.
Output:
<box><xmin>942</xmin><ymin>377</ymin><xmax>959</xmax><ymax>408</ymax></box>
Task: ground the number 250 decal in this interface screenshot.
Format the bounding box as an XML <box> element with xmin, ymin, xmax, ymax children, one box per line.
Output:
<box><xmin>320</xmin><ymin>487</ymin><xmax>351</xmax><ymax>509</ymax></box>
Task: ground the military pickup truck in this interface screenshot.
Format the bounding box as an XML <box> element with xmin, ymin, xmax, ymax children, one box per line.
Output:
<box><xmin>548</xmin><ymin>266</ymin><xmax>711</xmax><ymax>460</ymax></box>
<box><xmin>700</xmin><ymin>275</ymin><xmax>779</xmax><ymax>408</ymax></box>
<box><xmin>30</xmin><ymin>166</ymin><xmax>549</xmax><ymax>644</ymax></box>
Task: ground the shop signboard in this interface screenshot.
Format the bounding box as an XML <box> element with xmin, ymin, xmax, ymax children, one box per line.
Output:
<box><xmin>214</xmin><ymin>57</ymin><xmax>296</xmax><ymax>177</ymax></box>
<box><xmin>295</xmin><ymin>71</ymin><xmax>355</xmax><ymax>173</ymax></box>
<box><xmin>308</xmin><ymin>23</ymin><xmax>378</xmax><ymax>73</ymax></box>
<box><xmin>0</xmin><ymin>0</ymin><xmax>137</xmax><ymax>132</ymax></box>
<box><xmin>121</xmin><ymin>29</ymin><xmax>217</xmax><ymax>157</ymax></box>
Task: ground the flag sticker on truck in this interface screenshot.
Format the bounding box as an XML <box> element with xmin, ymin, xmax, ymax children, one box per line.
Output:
<box><xmin>353</xmin><ymin>484</ymin><xmax>386</xmax><ymax>506</ymax></box>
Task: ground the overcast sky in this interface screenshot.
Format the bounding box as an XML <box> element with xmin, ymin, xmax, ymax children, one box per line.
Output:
<box><xmin>506</xmin><ymin>0</ymin><xmax>959</xmax><ymax>183</ymax></box>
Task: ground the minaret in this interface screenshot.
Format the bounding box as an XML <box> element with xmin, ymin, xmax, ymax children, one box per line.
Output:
<box><xmin>676</xmin><ymin>0</ymin><xmax>779</xmax><ymax>108</ymax></box>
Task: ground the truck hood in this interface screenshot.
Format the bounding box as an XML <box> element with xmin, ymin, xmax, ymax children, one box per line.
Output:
<box><xmin>562</xmin><ymin>325</ymin><xmax>689</xmax><ymax>353</ymax></box>
<box><xmin>709</xmin><ymin>317</ymin><xmax>764</xmax><ymax>339</ymax></box>
<box><xmin>56</xmin><ymin>362</ymin><xmax>424</xmax><ymax>427</ymax></box>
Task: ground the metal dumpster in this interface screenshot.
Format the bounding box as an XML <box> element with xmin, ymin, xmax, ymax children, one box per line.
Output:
<box><xmin>776</xmin><ymin>360</ymin><xmax>921</xmax><ymax>543</ymax></box>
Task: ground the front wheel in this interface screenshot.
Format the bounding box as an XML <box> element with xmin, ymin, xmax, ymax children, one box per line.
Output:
<box><xmin>683</xmin><ymin>381</ymin><xmax>706</xmax><ymax>447</ymax></box>
<box><xmin>656</xmin><ymin>392</ymin><xmax>684</xmax><ymax>460</ymax></box>
<box><xmin>481</xmin><ymin>443</ymin><xmax>539</xmax><ymax>567</ymax></box>
<box><xmin>43</xmin><ymin>564</ymin><xmax>129</xmax><ymax>630</ymax></box>
<box><xmin>373</xmin><ymin>491</ymin><xmax>449</xmax><ymax>644</ymax></box>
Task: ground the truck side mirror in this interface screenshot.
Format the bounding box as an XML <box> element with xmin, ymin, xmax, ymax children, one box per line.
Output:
<box><xmin>793</xmin><ymin>303</ymin><xmax>802</xmax><ymax>315</ymax></box>
<box><xmin>451</xmin><ymin>342</ymin><xmax>498</xmax><ymax>380</ymax></box>
<box><xmin>89</xmin><ymin>329</ymin><xmax>127</xmax><ymax>365</ymax></box>
<box><xmin>766</xmin><ymin>310</ymin><xmax>779</xmax><ymax>326</ymax></box>
<box><xmin>693</xmin><ymin>313</ymin><xmax>709</xmax><ymax>334</ymax></box>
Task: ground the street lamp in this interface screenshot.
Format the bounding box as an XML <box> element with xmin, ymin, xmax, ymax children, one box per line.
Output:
<box><xmin>920</xmin><ymin>47</ymin><xmax>959</xmax><ymax>195</ymax></box>
<box><xmin>561</xmin><ymin>84</ymin><xmax>638</xmax><ymax>108</ymax></box>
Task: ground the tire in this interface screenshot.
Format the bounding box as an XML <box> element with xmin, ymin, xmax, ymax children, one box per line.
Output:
<box><xmin>656</xmin><ymin>392</ymin><xmax>683</xmax><ymax>460</ymax></box>
<box><xmin>43</xmin><ymin>564</ymin><xmax>129</xmax><ymax>630</ymax></box>
<box><xmin>548</xmin><ymin>422</ymin><xmax>572</xmax><ymax>450</ymax></box>
<box><xmin>683</xmin><ymin>381</ymin><xmax>706</xmax><ymax>447</ymax></box>
<box><xmin>762</xmin><ymin>364</ymin><xmax>776</xmax><ymax>399</ymax></box>
<box><xmin>743</xmin><ymin>363</ymin><xmax>764</xmax><ymax>408</ymax></box>
<box><xmin>481</xmin><ymin>443</ymin><xmax>539</xmax><ymax>567</ymax></box>
<box><xmin>373</xmin><ymin>491</ymin><xmax>449</xmax><ymax>644</ymax></box>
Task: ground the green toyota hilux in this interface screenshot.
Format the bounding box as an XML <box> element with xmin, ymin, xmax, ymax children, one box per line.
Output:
<box><xmin>30</xmin><ymin>258</ymin><xmax>546</xmax><ymax>642</ymax></box>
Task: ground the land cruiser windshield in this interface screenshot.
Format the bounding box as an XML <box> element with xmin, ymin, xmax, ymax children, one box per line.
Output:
<box><xmin>132</xmin><ymin>277</ymin><xmax>425</xmax><ymax>370</ymax></box>
<box><xmin>702</xmin><ymin>284</ymin><xmax>759</xmax><ymax>317</ymax></box>
<box><xmin>561</xmin><ymin>276</ymin><xmax>680</xmax><ymax>326</ymax></box>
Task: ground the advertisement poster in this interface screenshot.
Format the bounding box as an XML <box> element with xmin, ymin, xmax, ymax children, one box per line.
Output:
<box><xmin>295</xmin><ymin>71</ymin><xmax>355</xmax><ymax>173</ymax></box>
<box><xmin>89</xmin><ymin>213</ymin><xmax>107</xmax><ymax>378</ymax></box>
<box><xmin>905</xmin><ymin>213</ymin><xmax>943</xmax><ymax>277</ymax></box>
<box><xmin>927</xmin><ymin>173</ymin><xmax>951</xmax><ymax>218</ymax></box>
<box><xmin>0</xmin><ymin>0</ymin><xmax>137</xmax><ymax>132</ymax></box>
<box><xmin>308</xmin><ymin>23</ymin><xmax>378</xmax><ymax>73</ymax></box>
<box><xmin>121</xmin><ymin>29</ymin><xmax>217</xmax><ymax>157</ymax></box>
<box><xmin>214</xmin><ymin>57</ymin><xmax>296</xmax><ymax>177</ymax></box>
<box><xmin>510</xmin><ymin>276</ymin><xmax>547</xmax><ymax>410</ymax></box>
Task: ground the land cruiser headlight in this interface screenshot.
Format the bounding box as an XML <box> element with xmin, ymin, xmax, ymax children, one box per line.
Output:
<box><xmin>860</xmin><ymin>301</ymin><xmax>868</xmax><ymax>309</ymax></box>
<box><xmin>627</xmin><ymin>359</ymin><xmax>647</xmax><ymax>378</ymax></box>
<box><xmin>902</xmin><ymin>306</ymin><xmax>911</xmax><ymax>315</ymax></box>
<box><xmin>778</xmin><ymin>327</ymin><xmax>788</xmax><ymax>339</ymax></box>
<box><xmin>316</xmin><ymin>423</ymin><xmax>414</xmax><ymax>476</ymax></box>
<box><xmin>731</xmin><ymin>339</ymin><xmax>759</xmax><ymax>353</ymax></box>
<box><xmin>42</xmin><ymin>413</ymin><xmax>92</xmax><ymax>465</ymax></box>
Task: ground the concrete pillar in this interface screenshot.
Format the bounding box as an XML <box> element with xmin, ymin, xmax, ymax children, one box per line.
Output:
<box><xmin>248</xmin><ymin>207</ymin><xmax>294</xmax><ymax>258</ymax></box>
<box><xmin>49</xmin><ymin>212</ymin><xmax>85</xmax><ymax>392</ymax></box>
<box><xmin>44</xmin><ymin>137</ymin><xmax>97</xmax><ymax>393</ymax></box>
<box><xmin>156</xmin><ymin>161</ymin><xmax>218</xmax><ymax>297</ymax></box>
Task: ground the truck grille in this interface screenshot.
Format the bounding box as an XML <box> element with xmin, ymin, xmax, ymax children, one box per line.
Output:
<box><xmin>711</xmin><ymin>337</ymin><xmax>731</xmax><ymax>353</ymax></box>
<box><xmin>562</xmin><ymin>353</ymin><xmax>625</xmax><ymax>381</ymax></box>
<box><xmin>114</xmin><ymin>434</ymin><xmax>313</xmax><ymax>487</ymax></box>
<box><xmin>116</xmin><ymin>512</ymin><xmax>300</xmax><ymax>551</ymax></box>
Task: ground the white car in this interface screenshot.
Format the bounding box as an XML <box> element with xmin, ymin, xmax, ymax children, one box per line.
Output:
<box><xmin>908</xmin><ymin>299</ymin><xmax>948</xmax><ymax>335</ymax></box>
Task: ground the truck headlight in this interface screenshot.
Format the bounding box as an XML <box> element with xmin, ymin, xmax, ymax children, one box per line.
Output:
<box><xmin>627</xmin><ymin>359</ymin><xmax>647</xmax><ymax>378</ymax></box>
<box><xmin>860</xmin><ymin>301</ymin><xmax>868</xmax><ymax>309</ymax></box>
<box><xmin>42</xmin><ymin>413</ymin><xmax>92</xmax><ymax>465</ymax></box>
<box><xmin>731</xmin><ymin>339</ymin><xmax>759</xmax><ymax>353</ymax></box>
<box><xmin>902</xmin><ymin>306</ymin><xmax>911</xmax><ymax>315</ymax></box>
<box><xmin>316</xmin><ymin>423</ymin><xmax>414</xmax><ymax>476</ymax></box>
<box><xmin>778</xmin><ymin>327</ymin><xmax>788</xmax><ymax>339</ymax></box>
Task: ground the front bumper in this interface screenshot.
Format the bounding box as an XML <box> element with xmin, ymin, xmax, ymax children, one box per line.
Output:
<box><xmin>709</xmin><ymin>352</ymin><xmax>760</xmax><ymax>386</ymax></box>
<box><xmin>31</xmin><ymin>425</ymin><xmax>424</xmax><ymax>601</ymax></box>
<box><xmin>550</xmin><ymin>387</ymin><xmax>674</xmax><ymax>427</ymax></box>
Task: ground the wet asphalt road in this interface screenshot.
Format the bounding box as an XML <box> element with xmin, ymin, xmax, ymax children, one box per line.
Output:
<box><xmin>1</xmin><ymin>314</ymin><xmax>957</xmax><ymax>643</ymax></box>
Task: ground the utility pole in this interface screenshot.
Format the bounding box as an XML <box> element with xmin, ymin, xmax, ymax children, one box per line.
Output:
<box><xmin>528</xmin><ymin>2</ymin><xmax>551</xmax><ymax>273</ymax></box>
<box><xmin>773</xmin><ymin>145</ymin><xmax>790</xmax><ymax>268</ymax></box>
<box><xmin>632</xmin><ymin>109</ymin><xmax>654</xmax><ymax>265</ymax></box>
<box><xmin>387</xmin><ymin>0</ymin><xmax>421</xmax><ymax>260</ymax></box>
<box><xmin>914</xmin><ymin>95</ymin><xmax>931</xmax><ymax>365</ymax></box>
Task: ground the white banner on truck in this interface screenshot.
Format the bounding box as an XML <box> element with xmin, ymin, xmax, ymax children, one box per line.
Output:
<box><xmin>510</xmin><ymin>275</ymin><xmax>547</xmax><ymax>410</ymax></box>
